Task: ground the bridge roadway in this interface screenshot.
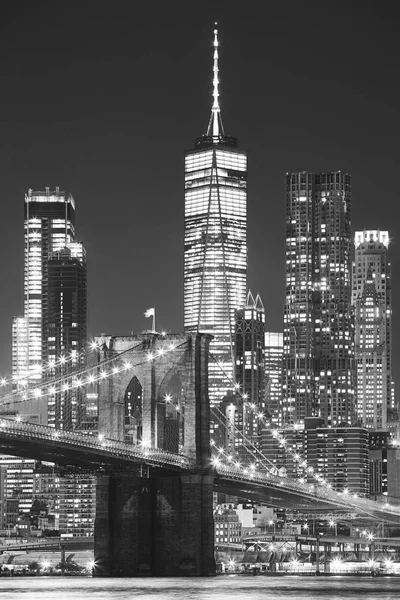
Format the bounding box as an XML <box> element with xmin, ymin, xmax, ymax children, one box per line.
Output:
<box><xmin>296</xmin><ymin>534</ymin><xmax>400</xmax><ymax>548</ymax></box>
<box><xmin>0</xmin><ymin>537</ymin><xmax>94</xmax><ymax>553</ymax></box>
<box><xmin>1</xmin><ymin>418</ymin><xmax>400</xmax><ymax>523</ymax></box>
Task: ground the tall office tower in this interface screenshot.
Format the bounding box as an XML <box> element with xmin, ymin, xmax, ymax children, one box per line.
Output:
<box><xmin>233</xmin><ymin>291</ymin><xmax>265</xmax><ymax>451</ymax></box>
<box><xmin>264</xmin><ymin>332</ymin><xmax>284</xmax><ymax>426</ymax></box>
<box><xmin>283</xmin><ymin>172</ymin><xmax>355</xmax><ymax>426</ymax></box>
<box><xmin>184</xmin><ymin>26</ymin><xmax>247</xmax><ymax>414</ymax></box>
<box><xmin>352</xmin><ymin>230</ymin><xmax>392</xmax><ymax>429</ymax></box>
<box><xmin>13</xmin><ymin>187</ymin><xmax>76</xmax><ymax>388</ymax></box>
<box><xmin>43</xmin><ymin>244</ymin><xmax>87</xmax><ymax>429</ymax></box>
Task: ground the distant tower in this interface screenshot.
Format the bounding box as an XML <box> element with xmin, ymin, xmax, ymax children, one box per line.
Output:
<box><xmin>184</xmin><ymin>25</ymin><xmax>247</xmax><ymax>416</ymax></box>
<box><xmin>264</xmin><ymin>332</ymin><xmax>284</xmax><ymax>426</ymax></box>
<box><xmin>283</xmin><ymin>172</ymin><xmax>355</xmax><ymax>426</ymax></box>
<box><xmin>234</xmin><ymin>291</ymin><xmax>265</xmax><ymax>451</ymax></box>
<box><xmin>353</xmin><ymin>230</ymin><xmax>392</xmax><ymax>429</ymax></box>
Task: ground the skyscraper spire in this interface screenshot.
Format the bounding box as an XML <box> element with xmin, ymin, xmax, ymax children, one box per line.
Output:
<box><xmin>207</xmin><ymin>22</ymin><xmax>224</xmax><ymax>140</ymax></box>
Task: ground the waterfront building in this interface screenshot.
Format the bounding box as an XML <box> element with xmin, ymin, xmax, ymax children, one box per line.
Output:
<box><xmin>32</xmin><ymin>464</ymin><xmax>60</xmax><ymax>530</ymax></box>
<box><xmin>234</xmin><ymin>291</ymin><xmax>265</xmax><ymax>453</ymax></box>
<box><xmin>264</xmin><ymin>332</ymin><xmax>283</xmax><ymax>426</ymax></box>
<box><xmin>214</xmin><ymin>507</ymin><xmax>242</xmax><ymax>546</ymax></box>
<box><xmin>58</xmin><ymin>475</ymin><xmax>96</xmax><ymax>536</ymax></box>
<box><xmin>352</xmin><ymin>230</ymin><xmax>393</xmax><ymax>429</ymax></box>
<box><xmin>283</xmin><ymin>171</ymin><xmax>355</xmax><ymax>426</ymax></box>
<box><xmin>184</xmin><ymin>26</ymin><xmax>247</xmax><ymax>416</ymax></box>
<box><xmin>0</xmin><ymin>457</ymin><xmax>35</xmax><ymax>526</ymax></box>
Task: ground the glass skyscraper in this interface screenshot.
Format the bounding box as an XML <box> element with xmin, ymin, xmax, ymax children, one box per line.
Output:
<box><xmin>44</xmin><ymin>243</ymin><xmax>87</xmax><ymax>428</ymax></box>
<box><xmin>283</xmin><ymin>172</ymin><xmax>355</xmax><ymax>426</ymax></box>
<box><xmin>353</xmin><ymin>230</ymin><xmax>392</xmax><ymax>429</ymax></box>
<box><xmin>11</xmin><ymin>187</ymin><xmax>87</xmax><ymax>428</ymax></box>
<box><xmin>184</xmin><ymin>26</ymin><xmax>247</xmax><ymax>408</ymax></box>
<box><xmin>15</xmin><ymin>187</ymin><xmax>76</xmax><ymax>387</ymax></box>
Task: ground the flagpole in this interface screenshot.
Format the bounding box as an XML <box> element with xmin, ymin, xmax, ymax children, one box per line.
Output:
<box><xmin>153</xmin><ymin>307</ymin><xmax>156</xmax><ymax>333</ymax></box>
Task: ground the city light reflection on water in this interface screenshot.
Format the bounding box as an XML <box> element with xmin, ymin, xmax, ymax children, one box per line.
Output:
<box><xmin>1</xmin><ymin>576</ymin><xmax>400</xmax><ymax>600</ymax></box>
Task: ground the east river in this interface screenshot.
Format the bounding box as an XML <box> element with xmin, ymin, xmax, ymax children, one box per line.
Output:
<box><xmin>1</xmin><ymin>576</ymin><xmax>400</xmax><ymax>600</ymax></box>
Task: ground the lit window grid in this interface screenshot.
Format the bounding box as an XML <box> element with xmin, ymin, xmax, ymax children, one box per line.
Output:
<box><xmin>184</xmin><ymin>146</ymin><xmax>247</xmax><ymax>406</ymax></box>
<box><xmin>21</xmin><ymin>192</ymin><xmax>76</xmax><ymax>383</ymax></box>
<box><xmin>352</xmin><ymin>235</ymin><xmax>391</xmax><ymax>430</ymax></box>
<box><xmin>283</xmin><ymin>173</ymin><xmax>354</xmax><ymax>425</ymax></box>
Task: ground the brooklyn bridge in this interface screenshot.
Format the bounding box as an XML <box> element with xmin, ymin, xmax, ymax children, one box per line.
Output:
<box><xmin>0</xmin><ymin>332</ymin><xmax>399</xmax><ymax>576</ymax></box>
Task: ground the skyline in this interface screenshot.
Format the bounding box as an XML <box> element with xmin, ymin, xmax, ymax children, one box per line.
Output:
<box><xmin>1</xmin><ymin>2</ymin><xmax>400</xmax><ymax>378</ymax></box>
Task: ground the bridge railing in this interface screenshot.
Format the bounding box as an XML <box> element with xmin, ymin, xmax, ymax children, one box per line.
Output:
<box><xmin>216</xmin><ymin>464</ymin><xmax>400</xmax><ymax>517</ymax></box>
<box><xmin>0</xmin><ymin>418</ymin><xmax>193</xmax><ymax>471</ymax></box>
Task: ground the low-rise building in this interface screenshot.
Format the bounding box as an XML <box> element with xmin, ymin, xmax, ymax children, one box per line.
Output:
<box><xmin>214</xmin><ymin>507</ymin><xmax>242</xmax><ymax>546</ymax></box>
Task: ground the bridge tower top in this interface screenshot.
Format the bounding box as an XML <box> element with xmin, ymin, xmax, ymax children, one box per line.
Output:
<box><xmin>95</xmin><ymin>332</ymin><xmax>213</xmax><ymax>467</ymax></box>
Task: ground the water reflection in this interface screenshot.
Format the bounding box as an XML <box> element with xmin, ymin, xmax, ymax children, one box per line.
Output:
<box><xmin>1</xmin><ymin>576</ymin><xmax>400</xmax><ymax>600</ymax></box>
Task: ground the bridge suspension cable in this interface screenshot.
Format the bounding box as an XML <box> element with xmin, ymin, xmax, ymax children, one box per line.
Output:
<box><xmin>207</xmin><ymin>349</ymin><xmax>398</xmax><ymax>520</ymax></box>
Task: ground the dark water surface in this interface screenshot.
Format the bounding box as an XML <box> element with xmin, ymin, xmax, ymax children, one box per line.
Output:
<box><xmin>0</xmin><ymin>576</ymin><xmax>399</xmax><ymax>600</ymax></box>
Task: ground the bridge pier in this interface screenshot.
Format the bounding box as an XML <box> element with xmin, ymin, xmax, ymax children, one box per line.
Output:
<box><xmin>94</xmin><ymin>332</ymin><xmax>215</xmax><ymax>576</ymax></box>
<box><xmin>94</xmin><ymin>471</ymin><xmax>215</xmax><ymax>576</ymax></box>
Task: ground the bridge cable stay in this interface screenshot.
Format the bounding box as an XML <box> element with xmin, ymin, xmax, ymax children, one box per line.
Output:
<box><xmin>0</xmin><ymin>341</ymin><xmax>146</xmax><ymax>407</ymax></box>
<box><xmin>208</xmin><ymin>348</ymin><xmax>344</xmax><ymax>485</ymax></box>
<box><xmin>0</xmin><ymin>339</ymin><xmax>189</xmax><ymax>436</ymax></box>
<box><xmin>207</xmin><ymin>351</ymin><xmax>287</xmax><ymax>470</ymax></box>
<box><xmin>0</xmin><ymin>342</ymin><xmax>97</xmax><ymax>390</ymax></box>
<box><xmin>1</xmin><ymin>338</ymin><xmax>189</xmax><ymax>407</ymax></box>
<box><xmin>207</xmin><ymin>349</ymin><xmax>400</xmax><ymax>520</ymax></box>
<box><xmin>210</xmin><ymin>404</ymin><xmax>277</xmax><ymax>472</ymax></box>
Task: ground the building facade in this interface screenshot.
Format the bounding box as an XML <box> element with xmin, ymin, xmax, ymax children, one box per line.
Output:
<box><xmin>58</xmin><ymin>475</ymin><xmax>96</xmax><ymax>536</ymax></box>
<box><xmin>11</xmin><ymin>317</ymin><xmax>28</xmax><ymax>392</ymax></box>
<box><xmin>16</xmin><ymin>187</ymin><xmax>76</xmax><ymax>388</ymax></box>
<box><xmin>44</xmin><ymin>244</ymin><xmax>87</xmax><ymax>429</ymax></box>
<box><xmin>214</xmin><ymin>507</ymin><xmax>242</xmax><ymax>546</ymax></box>
<box><xmin>263</xmin><ymin>419</ymin><xmax>369</xmax><ymax>496</ymax></box>
<box><xmin>283</xmin><ymin>171</ymin><xmax>355</xmax><ymax>426</ymax></box>
<box><xmin>184</xmin><ymin>26</ymin><xmax>247</xmax><ymax>414</ymax></box>
<box><xmin>0</xmin><ymin>457</ymin><xmax>35</xmax><ymax>526</ymax></box>
<box><xmin>234</xmin><ymin>291</ymin><xmax>265</xmax><ymax>451</ymax></box>
<box><xmin>352</xmin><ymin>230</ymin><xmax>392</xmax><ymax>429</ymax></box>
<box><xmin>264</xmin><ymin>332</ymin><xmax>284</xmax><ymax>426</ymax></box>
<box><xmin>11</xmin><ymin>187</ymin><xmax>87</xmax><ymax>428</ymax></box>
<box><xmin>304</xmin><ymin>418</ymin><xmax>369</xmax><ymax>496</ymax></box>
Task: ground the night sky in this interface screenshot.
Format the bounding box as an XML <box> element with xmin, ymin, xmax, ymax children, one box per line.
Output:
<box><xmin>1</xmin><ymin>1</ymin><xmax>400</xmax><ymax>381</ymax></box>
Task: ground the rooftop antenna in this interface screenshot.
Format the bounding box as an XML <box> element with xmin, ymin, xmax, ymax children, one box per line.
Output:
<box><xmin>206</xmin><ymin>22</ymin><xmax>224</xmax><ymax>140</ymax></box>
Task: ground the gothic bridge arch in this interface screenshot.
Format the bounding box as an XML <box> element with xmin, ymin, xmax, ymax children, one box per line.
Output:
<box><xmin>95</xmin><ymin>332</ymin><xmax>211</xmax><ymax>465</ymax></box>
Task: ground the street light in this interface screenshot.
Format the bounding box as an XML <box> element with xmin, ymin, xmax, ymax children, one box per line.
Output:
<box><xmin>87</xmin><ymin>560</ymin><xmax>96</xmax><ymax>573</ymax></box>
<box><xmin>228</xmin><ymin>559</ymin><xmax>236</xmax><ymax>572</ymax></box>
<box><xmin>268</xmin><ymin>519</ymin><xmax>276</xmax><ymax>535</ymax></box>
<box><xmin>41</xmin><ymin>560</ymin><xmax>51</xmax><ymax>571</ymax></box>
<box><xmin>329</xmin><ymin>520</ymin><xmax>338</xmax><ymax>537</ymax></box>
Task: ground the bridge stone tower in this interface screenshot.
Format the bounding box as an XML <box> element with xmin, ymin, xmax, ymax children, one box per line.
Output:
<box><xmin>93</xmin><ymin>332</ymin><xmax>215</xmax><ymax>576</ymax></box>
